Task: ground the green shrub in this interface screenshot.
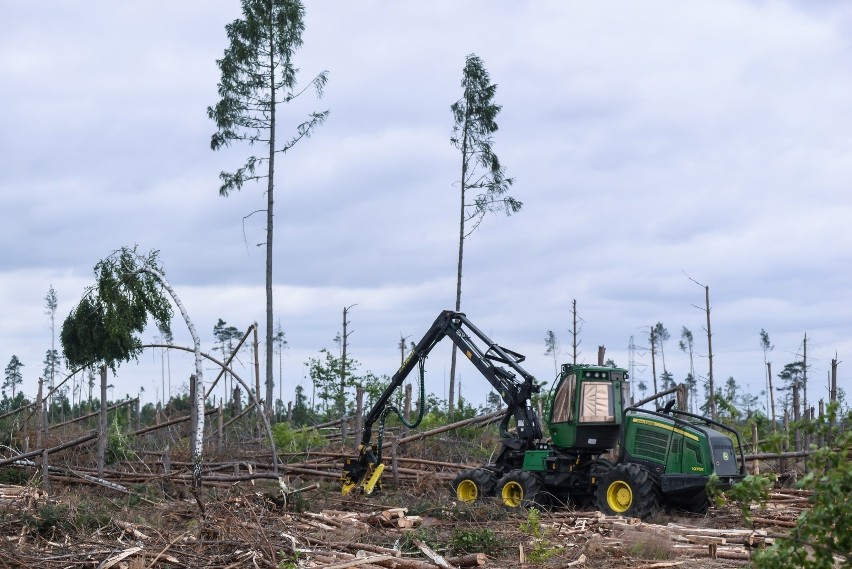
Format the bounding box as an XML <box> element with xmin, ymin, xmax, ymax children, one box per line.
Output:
<box><xmin>23</xmin><ymin>503</ymin><xmax>73</xmax><ymax>537</ymax></box>
<box><xmin>272</xmin><ymin>423</ymin><xmax>325</xmax><ymax>454</ymax></box>
<box><xmin>106</xmin><ymin>417</ymin><xmax>137</xmax><ymax>464</ymax></box>
<box><xmin>0</xmin><ymin>467</ymin><xmax>30</xmax><ymax>485</ymax></box>
<box><xmin>520</xmin><ymin>508</ymin><xmax>562</xmax><ymax>563</ymax></box>
<box><xmin>753</xmin><ymin>403</ymin><xmax>852</xmax><ymax>569</ymax></box>
<box><xmin>450</xmin><ymin>527</ymin><xmax>501</xmax><ymax>555</ymax></box>
<box><xmin>711</xmin><ymin>473</ymin><xmax>775</xmax><ymax>524</ymax></box>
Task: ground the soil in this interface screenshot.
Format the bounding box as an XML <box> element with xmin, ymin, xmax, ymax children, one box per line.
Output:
<box><xmin>0</xmin><ymin>476</ymin><xmax>778</xmax><ymax>568</ymax></box>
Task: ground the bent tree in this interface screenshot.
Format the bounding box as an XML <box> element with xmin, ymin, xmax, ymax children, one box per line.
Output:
<box><xmin>208</xmin><ymin>0</ymin><xmax>328</xmax><ymax>413</ymax></box>
<box><xmin>60</xmin><ymin>246</ymin><xmax>206</xmax><ymax>488</ymax></box>
<box><xmin>448</xmin><ymin>53</ymin><xmax>520</xmax><ymax>415</ymax></box>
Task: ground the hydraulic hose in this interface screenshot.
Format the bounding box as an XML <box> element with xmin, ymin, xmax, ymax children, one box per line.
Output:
<box><xmin>375</xmin><ymin>356</ymin><xmax>427</xmax><ymax>462</ymax></box>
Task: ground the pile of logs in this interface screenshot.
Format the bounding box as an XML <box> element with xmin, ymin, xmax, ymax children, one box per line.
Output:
<box><xmin>0</xmin><ymin>484</ymin><xmax>46</xmax><ymax>511</ymax></box>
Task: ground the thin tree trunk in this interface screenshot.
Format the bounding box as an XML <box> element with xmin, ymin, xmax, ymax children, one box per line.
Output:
<box><xmin>98</xmin><ymin>365</ymin><xmax>107</xmax><ymax>478</ymax></box>
<box><xmin>341</xmin><ymin>306</ymin><xmax>351</xmax><ymax>442</ymax></box>
<box><xmin>265</xmin><ymin>36</ymin><xmax>276</xmax><ymax>416</ymax></box>
<box><xmin>704</xmin><ymin>285</ymin><xmax>716</xmax><ymax>421</ymax></box>
<box><xmin>802</xmin><ymin>333</ymin><xmax>808</xmax><ymax>419</ymax></box>
<box><xmin>138</xmin><ymin>267</ymin><xmax>206</xmax><ymax>488</ymax></box>
<box><xmin>650</xmin><ymin>326</ymin><xmax>658</xmax><ymax>393</ymax></box>
<box><xmin>768</xmin><ymin>362</ymin><xmax>776</xmax><ymax>433</ymax></box>
<box><xmin>571</xmin><ymin>299</ymin><xmax>579</xmax><ymax>364</ymax></box>
<box><xmin>254</xmin><ymin>323</ymin><xmax>262</xmax><ymax>434</ymax></box>
<box><xmin>449</xmin><ymin>119</ymin><xmax>469</xmax><ymax>417</ymax></box>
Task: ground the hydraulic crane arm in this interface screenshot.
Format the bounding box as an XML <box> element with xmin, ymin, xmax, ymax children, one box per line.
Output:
<box><xmin>341</xmin><ymin>310</ymin><xmax>543</xmax><ymax>494</ymax></box>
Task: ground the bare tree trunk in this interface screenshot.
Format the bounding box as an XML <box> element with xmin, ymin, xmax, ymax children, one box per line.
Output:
<box><xmin>403</xmin><ymin>383</ymin><xmax>412</xmax><ymax>438</ymax></box>
<box><xmin>676</xmin><ymin>383</ymin><xmax>688</xmax><ymax>411</ymax></box>
<box><xmin>36</xmin><ymin>378</ymin><xmax>44</xmax><ymax>449</ymax></box>
<box><xmin>189</xmin><ymin>374</ymin><xmax>197</xmax><ymax>455</ymax></box>
<box><xmin>138</xmin><ymin>267</ymin><xmax>206</xmax><ymax>489</ymax></box>
<box><xmin>254</xmin><ymin>323</ymin><xmax>263</xmax><ymax>435</ymax></box>
<box><xmin>792</xmin><ymin>384</ymin><xmax>801</xmax><ymax>452</ymax></box>
<box><xmin>751</xmin><ymin>422</ymin><xmax>760</xmax><ymax>475</ymax></box>
<box><xmin>802</xmin><ymin>333</ymin><xmax>808</xmax><ymax>418</ymax></box>
<box><xmin>354</xmin><ymin>386</ymin><xmax>363</xmax><ymax>451</ymax></box>
<box><xmin>341</xmin><ymin>306</ymin><xmax>353</xmax><ymax>443</ymax></box>
<box><xmin>571</xmin><ymin>299</ymin><xmax>579</xmax><ymax>364</ymax></box>
<box><xmin>265</xmin><ymin>46</ymin><xmax>277</xmax><ymax>417</ymax></box>
<box><xmin>98</xmin><ymin>365</ymin><xmax>107</xmax><ymax>478</ymax></box>
<box><xmin>449</xmin><ymin>126</ymin><xmax>469</xmax><ymax>418</ymax></box>
<box><xmin>650</xmin><ymin>327</ymin><xmax>658</xmax><ymax>393</ymax></box>
<box><xmin>704</xmin><ymin>285</ymin><xmax>716</xmax><ymax>421</ymax></box>
<box><xmin>768</xmin><ymin>362</ymin><xmax>776</xmax><ymax>433</ymax></box>
<box><xmin>830</xmin><ymin>357</ymin><xmax>838</xmax><ymax>402</ymax></box>
<box><xmin>217</xmin><ymin>401</ymin><xmax>223</xmax><ymax>459</ymax></box>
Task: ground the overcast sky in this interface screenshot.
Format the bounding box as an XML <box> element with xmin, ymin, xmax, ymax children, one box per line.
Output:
<box><xmin>2</xmin><ymin>0</ymin><xmax>852</xmax><ymax>415</ymax></box>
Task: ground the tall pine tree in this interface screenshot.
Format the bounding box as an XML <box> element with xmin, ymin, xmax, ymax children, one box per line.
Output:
<box><xmin>448</xmin><ymin>53</ymin><xmax>520</xmax><ymax>414</ymax></box>
<box><xmin>209</xmin><ymin>0</ymin><xmax>328</xmax><ymax>414</ymax></box>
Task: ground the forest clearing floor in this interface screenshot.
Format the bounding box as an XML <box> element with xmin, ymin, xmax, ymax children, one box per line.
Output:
<box><xmin>0</xmin><ymin>473</ymin><xmax>801</xmax><ymax>568</ymax></box>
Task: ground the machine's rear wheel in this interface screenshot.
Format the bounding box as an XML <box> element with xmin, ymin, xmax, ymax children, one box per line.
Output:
<box><xmin>452</xmin><ymin>468</ymin><xmax>497</xmax><ymax>502</ymax></box>
<box><xmin>496</xmin><ymin>470</ymin><xmax>544</xmax><ymax>509</ymax></box>
<box><xmin>595</xmin><ymin>463</ymin><xmax>659</xmax><ymax>519</ymax></box>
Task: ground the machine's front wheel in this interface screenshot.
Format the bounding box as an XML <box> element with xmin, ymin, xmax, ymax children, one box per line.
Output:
<box><xmin>452</xmin><ymin>468</ymin><xmax>497</xmax><ymax>502</ymax></box>
<box><xmin>496</xmin><ymin>470</ymin><xmax>544</xmax><ymax>509</ymax></box>
<box><xmin>595</xmin><ymin>463</ymin><xmax>659</xmax><ymax>519</ymax></box>
<box><xmin>679</xmin><ymin>489</ymin><xmax>710</xmax><ymax>515</ymax></box>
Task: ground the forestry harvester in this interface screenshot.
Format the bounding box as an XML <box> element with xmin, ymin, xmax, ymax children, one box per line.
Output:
<box><xmin>341</xmin><ymin>310</ymin><xmax>745</xmax><ymax>517</ymax></box>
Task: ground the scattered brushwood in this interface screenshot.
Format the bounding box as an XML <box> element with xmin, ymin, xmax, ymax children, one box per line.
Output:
<box><xmin>0</xmin><ymin>483</ymin><xmax>46</xmax><ymax>511</ymax></box>
<box><xmin>511</xmin><ymin>510</ymin><xmax>763</xmax><ymax>563</ymax></box>
<box><xmin>0</xmin><ymin>477</ymin><xmax>816</xmax><ymax>569</ymax></box>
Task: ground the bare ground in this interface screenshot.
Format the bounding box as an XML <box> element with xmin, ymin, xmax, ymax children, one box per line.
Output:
<box><xmin>0</xmin><ymin>473</ymin><xmax>794</xmax><ymax>568</ymax></box>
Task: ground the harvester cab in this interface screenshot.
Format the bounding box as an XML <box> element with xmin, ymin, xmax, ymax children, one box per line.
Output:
<box><xmin>547</xmin><ymin>364</ymin><xmax>629</xmax><ymax>453</ymax></box>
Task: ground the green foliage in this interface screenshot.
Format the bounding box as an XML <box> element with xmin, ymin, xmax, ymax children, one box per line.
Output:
<box><xmin>712</xmin><ymin>473</ymin><xmax>775</xmax><ymax>524</ymax></box>
<box><xmin>754</xmin><ymin>403</ymin><xmax>852</xmax><ymax>568</ymax></box>
<box><xmin>271</xmin><ymin>422</ymin><xmax>325</xmax><ymax>453</ymax></box>
<box><xmin>61</xmin><ymin>246</ymin><xmax>173</xmax><ymax>372</ymax></box>
<box><xmin>208</xmin><ymin>0</ymin><xmax>329</xmax><ymax>195</ymax></box>
<box><xmin>23</xmin><ymin>503</ymin><xmax>73</xmax><ymax>537</ymax></box>
<box><xmin>0</xmin><ymin>392</ymin><xmax>28</xmax><ymax>416</ymax></box>
<box><xmin>305</xmin><ymin>348</ymin><xmax>359</xmax><ymax>419</ymax></box>
<box><xmin>520</xmin><ymin>507</ymin><xmax>562</xmax><ymax>563</ymax></box>
<box><xmin>400</xmin><ymin>526</ymin><xmax>441</xmax><ymax>554</ymax></box>
<box><xmin>450</xmin><ymin>526</ymin><xmax>501</xmax><ymax>555</ymax></box>
<box><xmin>451</xmin><ymin>53</ymin><xmax>519</xmax><ymax>230</ymax></box>
<box><xmin>3</xmin><ymin>355</ymin><xmax>24</xmax><ymax>399</ymax></box>
<box><xmin>289</xmin><ymin>384</ymin><xmax>314</xmax><ymax>426</ymax></box>
<box><xmin>106</xmin><ymin>417</ymin><xmax>137</xmax><ymax>464</ymax></box>
<box><xmin>21</xmin><ymin>497</ymin><xmax>115</xmax><ymax>539</ymax></box>
<box><xmin>0</xmin><ymin>467</ymin><xmax>29</xmax><ymax>485</ymax></box>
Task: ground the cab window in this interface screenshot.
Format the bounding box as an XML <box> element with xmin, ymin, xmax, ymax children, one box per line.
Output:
<box><xmin>551</xmin><ymin>373</ymin><xmax>575</xmax><ymax>423</ymax></box>
<box><xmin>578</xmin><ymin>381</ymin><xmax>615</xmax><ymax>423</ymax></box>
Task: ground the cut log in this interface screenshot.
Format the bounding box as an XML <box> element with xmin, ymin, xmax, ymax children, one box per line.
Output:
<box><xmin>684</xmin><ymin>535</ymin><xmax>726</xmax><ymax>546</ymax></box>
<box><xmin>445</xmin><ymin>553</ymin><xmax>487</xmax><ymax>567</ymax></box>
<box><xmin>751</xmin><ymin>517</ymin><xmax>797</xmax><ymax>528</ymax></box>
<box><xmin>312</xmin><ymin>554</ymin><xmax>397</xmax><ymax>569</ymax></box>
<box><xmin>412</xmin><ymin>538</ymin><xmax>456</xmax><ymax>569</ymax></box>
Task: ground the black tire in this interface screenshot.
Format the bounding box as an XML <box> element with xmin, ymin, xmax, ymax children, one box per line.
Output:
<box><xmin>496</xmin><ymin>470</ymin><xmax>545</xmax><ymax>509</ymax></box>
<box><xmin>595</xmin><ymin>463</ymin><xmax>660</xmax><ymax>519</ymax></box>
<box><xmin>679</xmin><ymin>489</ymin><xmax>709</xmax><ymax>515</ymax></box>
<box><xmin>452</xmin><ymin>468</ymin><xmax>497</xmax><ymax>502</ymax></box>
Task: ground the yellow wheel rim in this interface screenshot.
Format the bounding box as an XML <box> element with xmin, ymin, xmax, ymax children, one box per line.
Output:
<box><xmin>606</xmin><ymin>480</ymin><xmax>633</xmax><ymax>513</ymax></box>
<box><xmin>457</xmin><ymin>479</ymin><xmax>478</xmax><ymax>502</ymax></box>
<box><xmin>502</xmin><ymin>480</ymin><xmax>523</xmax><ymax>508</ymax></box>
